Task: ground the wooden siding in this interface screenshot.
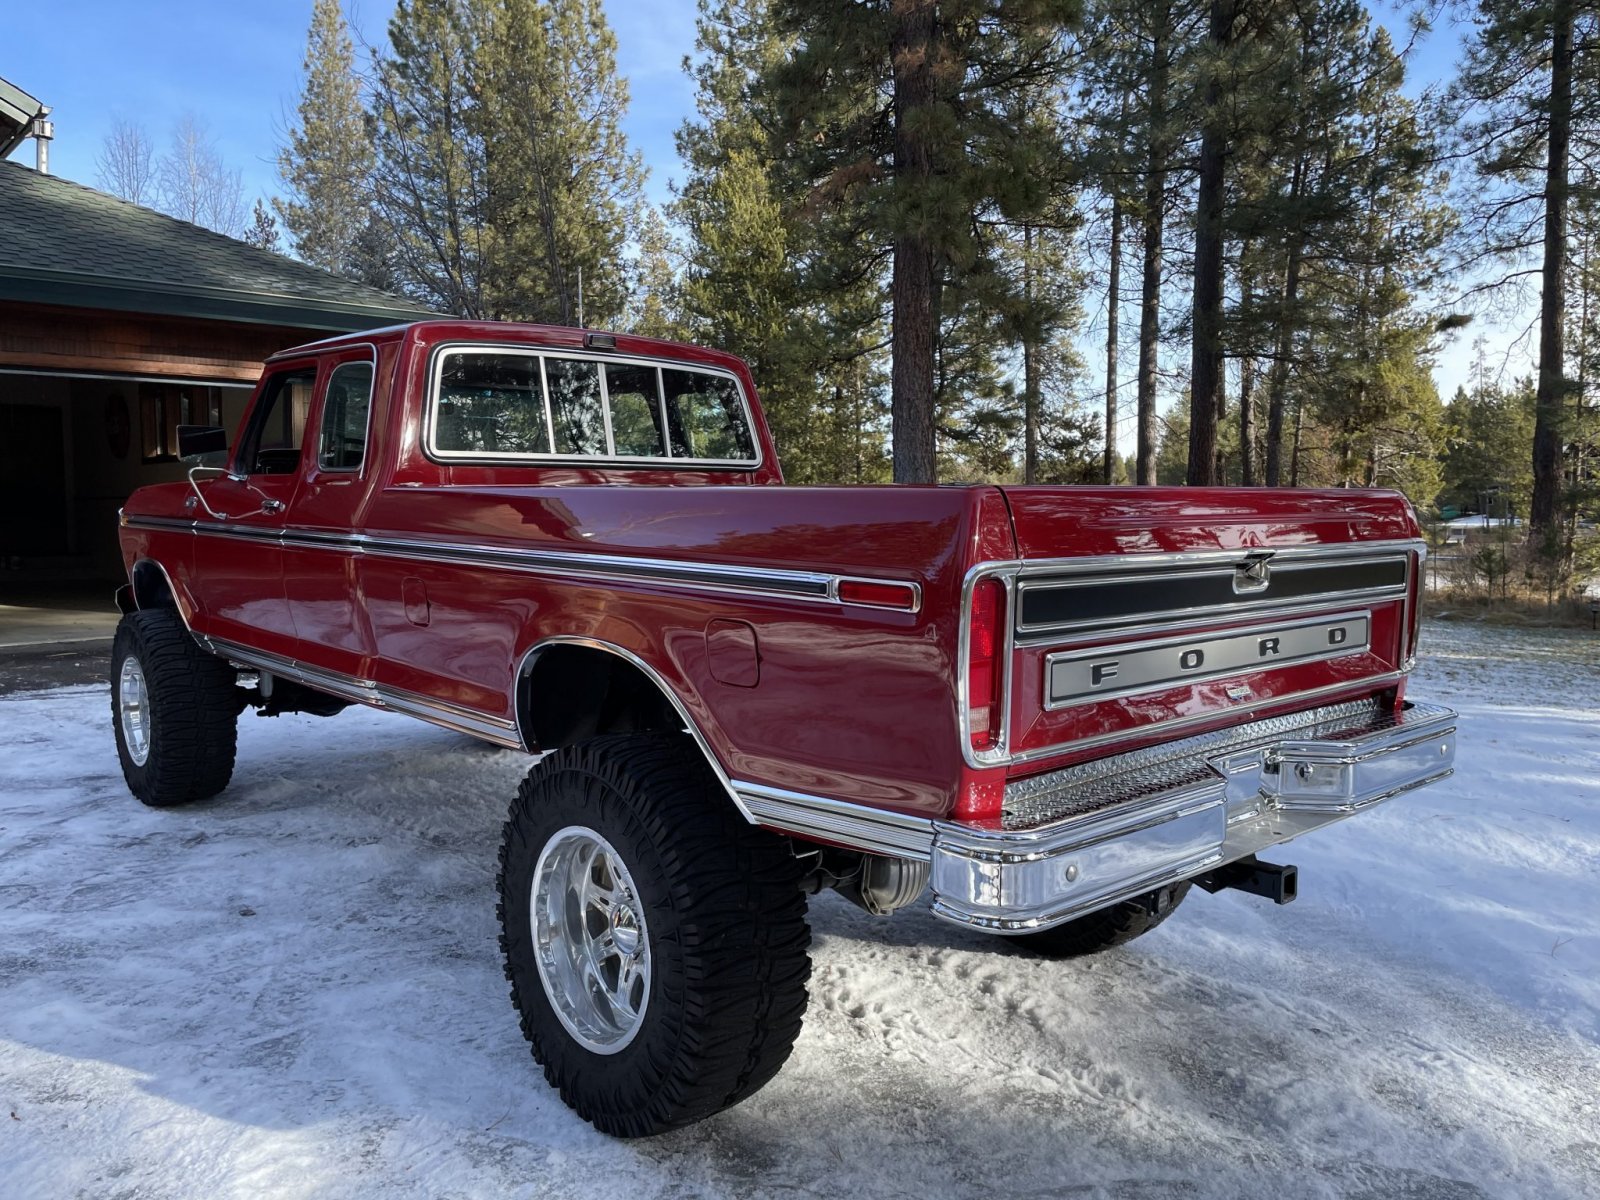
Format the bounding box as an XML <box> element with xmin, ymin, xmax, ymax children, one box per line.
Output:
<box><xmin>0</xmin><ymin>300</ymin><xmax>326</xmax><ymax>384</ymax></box>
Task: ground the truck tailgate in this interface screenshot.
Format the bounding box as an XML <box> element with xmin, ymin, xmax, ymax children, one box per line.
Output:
<box><xmin>993</xmin><ymin>487</ymin><xmax>1422</xmax><ymax>771</ymax></box>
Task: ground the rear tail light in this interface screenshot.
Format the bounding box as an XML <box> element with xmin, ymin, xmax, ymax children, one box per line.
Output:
<box><xmin>967</xmin><ymin>577</ymin><xmax>1007</xmax><ymax>752</ymax></box>
<box><xmin>1404</xmin><ymin>549</ymin><xmax>1424</xmax><ymax>666</ymax></box>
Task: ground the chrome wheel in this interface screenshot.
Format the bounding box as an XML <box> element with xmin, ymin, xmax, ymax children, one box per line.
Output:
<box><xmin>118</xmin><ymin>654</ymin><xmax>151</xmax><ymax>766</ymax></box>
<box><xmin>531</xmin><ymin>825</ymin><xmax>651</xmax><ymax>1054</ymax></box>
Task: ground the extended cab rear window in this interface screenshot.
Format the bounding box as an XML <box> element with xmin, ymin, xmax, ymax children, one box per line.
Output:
<box><xmin>429</xmin><ymin>346</ymin><xmax>758</xmax><ymax>467</ymax></box>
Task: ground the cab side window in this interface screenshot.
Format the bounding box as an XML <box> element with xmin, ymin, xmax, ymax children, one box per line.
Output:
<box><xmin>239</xmin><ymin>368</ymin><xmax>317</xmax><ymax>475</ymax></box>
<box><xmin>662</xmin><ymin>369</ymin><xmax>754</xmax><ymax>462</ymax></box>
<box><xmin>318</xmin><ymin>361</ymin><xmax>374</xmax><ymax>471</ymax></box>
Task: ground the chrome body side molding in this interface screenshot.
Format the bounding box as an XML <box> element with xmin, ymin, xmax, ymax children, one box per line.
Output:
<box><xmin>199</xmin><ymin>636</ymin><xmax>524</xmax><ymax>750</ymax></box>
<box><xmin>733</xmin><ymin>782</ymin><xmax>938</xmax><ymax>861</ymax></box>
<box><xmin>120</xmin><ymin>514</ymin><xmax>920</xmax><ymax>612</ymax></box>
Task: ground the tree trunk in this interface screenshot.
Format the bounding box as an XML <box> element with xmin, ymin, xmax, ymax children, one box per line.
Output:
<box><xmin>1239</xmin><ymin>352</ymin><xmax>1256</xmax><ymax>485</ymax></box>
<box><xmin>1136</xmin><ymin>3</ymin><xmax>1171</xmax><ymax>486</ymax></box>
<box><xmin>1264</xmin><ymin>240</ymin><xmax>1303</xmax><ymax>485</ymax></box>
<box><xmin>1531</xmin><ymin>0</ymin><xmax>1573</xmax><ymax>536</ymax></box>
<box><xmin>1188</xmin><ymin>0</ymin><xmax>1234</xmax><ymax>487</ymax></box>
<box><xmin>1104</xmin><ymin>201</ymin><xmax>1122</xmax><ymax>484</ymax></box>
<box><xmin>1290</xmin><ymin>396</ymin><xmax>1304</xmax><ymax>487</ymax></box>
<box><xmin>889</xmin><ymin>1</ymin><xmax>939</xmax><ymax>483</ymax></box>
<box><xmin>1024</xmin><ymin>223</ymin><xmax>1040</xmax><ymax>483</ymax></box>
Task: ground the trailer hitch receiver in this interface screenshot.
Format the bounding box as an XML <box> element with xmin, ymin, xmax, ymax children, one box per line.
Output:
<box><xmin>1195</xmin><ymin>855</ymin><xmax>1298</xmax><ymax>905</ymax></box>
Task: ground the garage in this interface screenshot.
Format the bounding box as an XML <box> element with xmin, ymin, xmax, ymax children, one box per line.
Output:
<box><xmin>0</xmin><ymin>157</ymin><xmax>429</xmax><ymax>640</ymax></box>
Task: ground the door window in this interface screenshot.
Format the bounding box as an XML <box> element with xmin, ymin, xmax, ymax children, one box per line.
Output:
<box><xmin>238</xmin><ymin>368</ymin><xmax>316</xmax><ymax>475</ymax></box>
<box><xmin>317</xmin><ymin>361</ymin><xmax>375</xmax><ymax>471</ymax></box>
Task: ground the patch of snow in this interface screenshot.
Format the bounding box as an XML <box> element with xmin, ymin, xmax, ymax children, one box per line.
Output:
<box><xmin>1</xmin><ymin>621</ymin><xmax>1597</xmax><ymax>1198</ymax></box>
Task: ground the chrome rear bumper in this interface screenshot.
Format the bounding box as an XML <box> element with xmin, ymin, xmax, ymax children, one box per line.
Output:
<box><xmin>929</xmin><ymin>699</ymin><xmax>1457</xmax><ymax>933</ymax></box>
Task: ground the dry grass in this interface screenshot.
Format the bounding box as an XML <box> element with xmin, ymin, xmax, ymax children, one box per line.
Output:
<box><xmin>1425</xmin><ymin>588</ymin><xmax>1600</xmax><ymax>629</ymax></box>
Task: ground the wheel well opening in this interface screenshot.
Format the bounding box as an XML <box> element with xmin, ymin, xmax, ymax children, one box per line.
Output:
<box><xmin>518</xmin><ymin>644</ymin><xmax>685</xmax><ymax>753</ymax></box>
<box><xmin>131</xmin><ymin>560</ymin><xmax>178</xmax><ymax>612</ymax></box>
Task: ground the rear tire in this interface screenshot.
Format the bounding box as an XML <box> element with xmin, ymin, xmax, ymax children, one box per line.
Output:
<box><xmin>496</xmin><ymin>734</ymin><xmax>811</xmax><ymax>1137</ymax></box>
<box><xmin>1007</xmin><ymin>881</ymin><xmax>1191</xmax><ymax>959</ymax></box>
<box><xmin>111</xmin><ymin>609</ymin><xmax>239</xmax><ymax>806</ymax></box>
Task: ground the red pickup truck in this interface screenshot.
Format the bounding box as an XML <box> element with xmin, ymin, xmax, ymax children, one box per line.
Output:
<box><xmin>112</xmin><ymin>320</ymin><xmax>1456</xmax><ymax>1136</ymax></box>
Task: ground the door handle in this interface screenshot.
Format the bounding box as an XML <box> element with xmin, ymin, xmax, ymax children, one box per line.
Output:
<box><xmin>262</xmin><ymin>499</ymin><xmax>286</xmax><ymax>515</ymax></box>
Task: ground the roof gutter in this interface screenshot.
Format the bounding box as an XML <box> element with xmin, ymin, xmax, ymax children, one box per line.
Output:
<box><xmin>0</xmin><ymin>264</ymin><xmax>435</xmax><ymax>333</ymax></box>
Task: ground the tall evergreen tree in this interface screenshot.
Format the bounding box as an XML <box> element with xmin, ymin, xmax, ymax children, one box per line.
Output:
<box><xmin>479</xmin><ymin>0</ymin><xmax>645</xmax><ymax>325</ymax></box>
<box><xmin>369</xmin><ymin>0</ymin><xmax>644</xmax><ymax>323</ymax></box>
<box><xmin>627</xmin><ymin>205</ymin><xmax>683</xmax><ymax>339</ymax></box>
<box><xmin>675</xmin><ymin>0</ymin><xmax>888</xmax><ymax>482</ymax></box>
<box><xmin>1451</xmin><ymin>0</ymin><xmax>1600</xmax><ymax>536</ymax></box>
<box><xmin>767</xmin><ymin>0</ymin><xmax>1080</xmax><ymax>482</ymax></box>
<box><xmin>276</xmin><ymin>0</ymin><xmax>374</xmax><ymax>279</ymax></box>
<box><xmin>1080</xmin><ymin>0</ymin><xmax>1204</xmax><ymax>484</ymax></box>
<box><xmin>370</xmin><ymin>0</ymin><xmax>487</xmax><ymax>315</ymax></box>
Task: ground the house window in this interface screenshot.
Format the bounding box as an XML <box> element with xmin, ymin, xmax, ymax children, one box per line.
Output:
<box><xmin>140</xmin><ymin>382</ymin><xmax>224</xmax><ymax>463</ymax></box>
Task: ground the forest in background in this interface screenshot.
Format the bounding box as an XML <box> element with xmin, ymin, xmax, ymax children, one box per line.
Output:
<box><xmin>95</xmin><ymin>0</ymin><xmax>1600</xmax><ymax>608</ymax></box>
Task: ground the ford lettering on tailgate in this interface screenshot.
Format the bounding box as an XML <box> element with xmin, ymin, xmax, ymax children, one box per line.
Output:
<box><xmin>1045</xmin><ymin>613</ymin><xmax>1371</xmax><ymax>709</ymax></box>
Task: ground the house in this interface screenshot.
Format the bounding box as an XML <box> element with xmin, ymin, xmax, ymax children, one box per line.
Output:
<box><xmin>0</xmin><ymin>157</ymin><xmax>432</xmax><ymax>579</ymax></box>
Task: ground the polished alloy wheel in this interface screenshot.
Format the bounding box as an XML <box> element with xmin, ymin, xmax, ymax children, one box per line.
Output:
<box><xmin>118</xmin><ymin>654</ymin><xmax>151</xmax><ymax>766</ymax></box>
<box><xmin>531</xmin><ymin>825</ymin><xmax>651</xmax><ymax>1054</ymax></box>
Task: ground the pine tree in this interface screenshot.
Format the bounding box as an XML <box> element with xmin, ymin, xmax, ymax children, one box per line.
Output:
<box><xmin>1079</xmin><ymin>0</ymin><xmax>1205</xmax><ymax>484</ymax></box>
<box><xmin>767</xmin><ymin>0</ymin><xmax>1081</xmax><ymax>482</ymax></box>
<box><xmin>370</xmin><ymin>0</ymin><xmax>487</xmax><ymax>315</ymax></box>
<box><xmin>627</xmin><ymin>205</ymin><xmax>683</xmax><ymax>339</ymax></box>
<box><xmin>674</xmin><ymin>0</ymin><xmax>887</xmax><ymax>482</ymax></box>
<box><xmin>479</xmin><ymin>0</ymin><xmax>646</xmax><ymax>325</ymax></box>
<box><xmin>276</xmin><ymin>0</ymin><xmax>375</xmax><ymax>278</ymax></box>
<box><xmin>1452</xmin><ymin>0</ymin><xmax>1600</xmax><ymax>537</ymax></box>
<box><xmin>1440</xmin><ymin>377</ymin><xmax>1537</xmax><ymax>516</ymax></box>
<box><xmin>245</xmin><ymin>199</ymin><xmax>282</xmax><ymax>252</ymax></box>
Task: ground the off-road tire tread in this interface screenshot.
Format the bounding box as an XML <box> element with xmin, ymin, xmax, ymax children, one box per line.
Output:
<box><xmin>111</xmin><ymin>609</ymin><xmax>239</xmax><ymax>806</ymax></box>
<box><xmin>495</xmin><ymin>733</ymin><xmax>810</xmax><ymax>1137</ymax></box>
<box><xmin>1009</xmin><ymin>881</ymin><xmax>1192</xmax><ymax>959</ymax></box>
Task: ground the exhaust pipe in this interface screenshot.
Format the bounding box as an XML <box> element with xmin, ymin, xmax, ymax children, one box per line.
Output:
<box><xmin>1195</xmin><ymin>855</ymin><xmax>1298</xmax><ymax>905</ymax></box>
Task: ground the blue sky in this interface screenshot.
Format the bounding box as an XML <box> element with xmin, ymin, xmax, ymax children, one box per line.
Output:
<box><xmin>3</xmin><ymin>1</ymin><xmax>1508</xmax><ymax>431</ymax></box>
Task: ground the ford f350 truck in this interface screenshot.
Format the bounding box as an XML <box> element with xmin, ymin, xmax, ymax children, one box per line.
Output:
<box><xmin>111</xmin><ymin>320</ymin><xmax>1457</xmax><ymax>1136</ymax></box>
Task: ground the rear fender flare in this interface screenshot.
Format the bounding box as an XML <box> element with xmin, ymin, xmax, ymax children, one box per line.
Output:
<box><xmin>513</xmin><ymin>634</ymin><xmax>754</xmax><ymax>823</ymax></box>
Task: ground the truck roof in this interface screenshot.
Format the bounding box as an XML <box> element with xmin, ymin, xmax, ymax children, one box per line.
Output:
<box><xmin>268</xmin><ymin>319</ymin><xmax>752</xmax><ymax>378</ymax></box>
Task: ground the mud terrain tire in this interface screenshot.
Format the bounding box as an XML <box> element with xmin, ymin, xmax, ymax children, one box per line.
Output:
<box><xmin>111</xmin><ymin>608</ymin><xmax>239</xmax><ymax>806</ymax></box>
<box><xmin>497</xmin><ymin>734</ymin><xmax>811</xmax><ymax>1137</ymax></box>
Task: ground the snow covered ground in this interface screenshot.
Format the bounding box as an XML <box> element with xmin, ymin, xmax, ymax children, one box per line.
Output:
<box><xmin>2</xmin><ymin>621</ymin><xmax>1597</xmax><ymax>1200</ymax></box>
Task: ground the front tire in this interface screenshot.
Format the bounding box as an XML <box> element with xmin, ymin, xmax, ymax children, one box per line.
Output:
<box><xmin>497</xmin><ymin>734</ymin><xmax>811</xmax><ymax>1137</ymax></box>
<box><xmin>1007</xmin><ymin>881</ymin><xmax>1191</xmax><ymax>959</ymax></box>
<box><xmin>111</xmin><ymin>609</ymin><xmax>239</xmax><ymax>806</ymax></box>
